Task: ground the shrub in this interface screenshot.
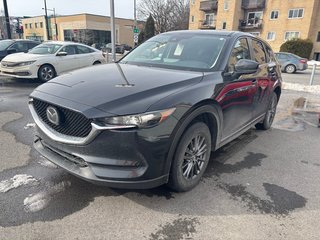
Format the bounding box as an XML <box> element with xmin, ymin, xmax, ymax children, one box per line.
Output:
<box><xmin>280</xmin><ymin>38</ymin><xmax>313</xmax><ymax>59</ymax></box>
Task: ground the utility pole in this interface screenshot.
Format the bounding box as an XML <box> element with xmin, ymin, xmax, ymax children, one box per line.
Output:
<box><xmin>3</xmin><ymin>0</ymin><xmax>11</xmax><ymax>39</ymax></box>
<box><xmin>43</xmin><ymin>0</ymin><xmax>50</xmax><ymax>40</ymax></box>
<box><xmin>110</xmin><ymin>0</ymin><xmax>116</xmax><ymax>62</ymax></box>
<box><xmin>134</xmin><ymin>0</ymin><xmax>137</xmax><ymax>47</ymax></box>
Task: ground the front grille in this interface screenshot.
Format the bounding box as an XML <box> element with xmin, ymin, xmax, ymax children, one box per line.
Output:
<box><xmin>33</xmin><ymin>98</ymin><xmax>92</xmax><ymax>138</ymax></box>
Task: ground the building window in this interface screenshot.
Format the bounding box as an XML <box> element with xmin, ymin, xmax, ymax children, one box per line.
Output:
<box><xmin>191</xmin><ymin>15</ymin><xmax>195</xmax><ymax>23</ymax></box>
<box><xmin>270</xmin><ymin>10</ymin><xmax>279</xmax><ymax>20</ymax></box>
<box><xmin>317</xmin><ymin>32</ymin><xmax>320</xmax><ymax>42</ymax></box>
<box><xmin>35</xmin><ymin>23</ymin><xmax>38</xmax><ymax>28</ymax></box>
<box><xmin>222</xmin><ymin>22</ymin><xmax>227</xmax><ymax>29</ymax></box>
<box><xmin>204</xmin><ymin>14</ymin><xmax>215</xmax><ymax>26</ymax></box>
<box><xmin>267</xmin><ymin>32</ymin><xmax>276</xmax><ymax>41</ymax></box>
<box><xmin>224</xmin><ymin>0</ymin><xmax>229</xmax><ymax>10</ymax></box>
<box><xmin>40</xmin><ymin>22</ymin><xmax>43</xmax><ymax>28</ymax></box>
<box><xmin>285</xmin><ymin>31</ymin><xmax>300</xmax><ymax>40</ymax></box>
<box><xmin>29</xmin><ymin>23</ymin><xmax>32</xmax><ymax>29</ymax></box>
<box><xmin>25</xmin><ymin>24</ymin><xmax>28</xmax><ymax>29</ymax></box>
<box><xmin>191</xmin><ymin>0</ymin><xmax>195</xmax><ymax>5</ymax></box>
<box><xmin>247</xmin><ymin>12</ymin><xmax>263</xmax><ymax>25</ymax></box>
<box><xmin>288</xmin><ymin>9</ymin><xmax>304</xmax><ymax>19</ymax></box>
<box><xmin>250</xmin><ymin>32</ymin><xmax>260</xmax><ymax>37</ymax></box>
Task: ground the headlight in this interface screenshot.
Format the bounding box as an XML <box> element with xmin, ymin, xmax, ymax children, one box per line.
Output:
<box><xmin>16</xmin><ymin>61</ymin><xmax>36</xmax><ymax>66</ymax></box>
<box><xmin>97</xmin><ymin>108</ymin><xmax>176</xmax><ymax>129</ymax></box>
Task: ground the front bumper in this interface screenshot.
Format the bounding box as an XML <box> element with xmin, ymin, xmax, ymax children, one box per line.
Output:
<box><xmin>33</xmin><ymin>114</ymin><xmax>178</xmax><ymax>189</ymax></box>
<box><xmin>0</xmin><ymin>64</ymin><xmax>38</xmax><ymax>78</ymax></box>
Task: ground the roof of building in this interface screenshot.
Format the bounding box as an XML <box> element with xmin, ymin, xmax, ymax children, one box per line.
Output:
<box><xmin>21</xmin><ymin>13</ymin><xmax>134</xmax><ymax>21</ymax></box>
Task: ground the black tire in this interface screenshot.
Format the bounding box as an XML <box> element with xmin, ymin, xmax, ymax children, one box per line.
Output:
<box><xmin>285</xmin><ymin>64</ymin><xmax>296</xmax><ymax>74</ymax></box>
<box><xmin>255</xmin><ymin>92</ymin><xmax>278</xmax><ymax>130</ymax></box>
<box><xmin>38</xmin><ymin>64</ymin><xmax>56</xmax><ymax>82</ymax></box>
<box><xmin>93</xmin><ymin>61</ymin><xmax>101</xmax><ymax>65</ymax></box>
<box><xmin>168</xmin><ymin>122</ymin><xmax>212</xmax><ymax>192</ymax></box>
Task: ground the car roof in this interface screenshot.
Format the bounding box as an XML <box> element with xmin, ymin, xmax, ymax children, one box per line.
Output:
<box><xmin>160</xmin><ymin>30</ymin><xmax>254</xmax><ymax>38</ymax></box>
<box><xmin>43</xmin><ymin>41</ymin><xmax>92</xmax><ymax>47</ymax></box>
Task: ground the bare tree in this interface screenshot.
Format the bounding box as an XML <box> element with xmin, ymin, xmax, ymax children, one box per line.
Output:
<box><xmin>138</xmin><ymin>0</ymin><xmax>189</xmax><ymax>33</ymax></box>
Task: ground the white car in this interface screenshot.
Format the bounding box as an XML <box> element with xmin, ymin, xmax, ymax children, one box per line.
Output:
<box><xmin>0</xmin><ymin>41</ymin><xmax>106</xmax><ymax>82</ymax></box>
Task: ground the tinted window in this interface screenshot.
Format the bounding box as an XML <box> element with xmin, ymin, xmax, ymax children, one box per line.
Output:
<box><xmin>28</xmin><ymin>42</ymin><xmax>39</xmax><ymax>49</ymax></box>
<box><xmin>77</xmin><ymin>45</ymin><xmax>94</xmax><ymax>54</ymax></box>
<box><xmin>60</xmin><ymin>45</ymin><xmax>77</xmax><ymax>55</ymax></box>
<box><xmin>228</xmin><ymin>38</ymin><xmax>251</xmax><ymax>72</ymax></box>
<box><xmin>277</xmin><ymin>54</ymin><xmax>288</xmax><ymax>60</ymax></box>
<box><xmin>251</xmin><ymin>39</ymin><xmax>267</xmax><ymax>64</ymax></box>
<box><xmin>9</xmin><ymin>42</ymin><xmax>29</xmax><ymax>52</ymax></box>
<box><xmin>264</xmin><ymin>45</ymin><xmax>276</xmax><ymax>62</ymax></box>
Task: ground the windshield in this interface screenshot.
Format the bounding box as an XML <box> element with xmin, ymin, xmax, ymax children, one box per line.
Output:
<box><xmin>0</xmin><ymin>40</ymin><xmax>14</xmax><ymax>51</ymax></box>
<box><xmin>120</xmin><ymin>33</ymin><xmax>226</xmax><ymax>71</ymax></box>
<box><xmin>29</xmin><ymin>44</ymin><xmax>62</xmax><ymax>55</ymax></box>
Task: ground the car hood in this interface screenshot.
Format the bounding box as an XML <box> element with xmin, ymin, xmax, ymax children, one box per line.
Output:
<box><xmin>31</xmin><ymin>63</ymin><xmax>203</xmax><ymax>117</ymax></box>
<box><xmin>2</xmin><ymin>53</ymin><xmax>49</xmax><ymax>62</ymax></box>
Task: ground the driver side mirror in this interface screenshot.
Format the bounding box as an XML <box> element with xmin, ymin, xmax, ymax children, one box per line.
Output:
<box><xmin>56</xmin><ymin>51</ymin><xmax>68</xmax><ymax>57</ymax></box>
<box><xmin>7</xmin><ymin>49</ymin><xmax>17</xmax><ymax>54</ymax></box>
<box><xmin>234</xmin><ymin>59</ymin><xmax>259</xmax><ymax>75</ymax></box>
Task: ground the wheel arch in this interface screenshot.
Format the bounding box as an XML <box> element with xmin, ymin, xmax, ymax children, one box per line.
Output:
<box><xmin>164</xmin><ymin>99</ymin><xmax>223</xmax><ymax>177</ymax></box>
<box><xmin>37</xmin><ymin>63</ymin><xmax>57</xmax><ymax>81</ymax></box>
<box><xmin>38</xmin><ymin>63</ymin><xmax>56</xmax><ymax>75</ymax></box>
<box><xmin>274</xmin><ymin>86</ymin><xmax>281</xmax><ymax>102</ymax></box>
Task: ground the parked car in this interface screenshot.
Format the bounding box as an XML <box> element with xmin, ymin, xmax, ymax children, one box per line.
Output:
<box><xmin>275</xmin><ymin>52</ymin><xmax>308</xmax><ymax>74</ymax></box>
<box><xmin>104</xmin><ymin>43</ymin><xmax>132</xmax><ymax>54</ymax></box>
<box><xmin>29</xmin><ymin>31</ymin><xmax>282</xmax><ymax>191</ymax></box>
<box><xmin>0</xmin><ymin>41</ymin><xmax>106</xmax><ymax>82</ymax></box>
<box><xmin>0</xmin><ymin>39</ymin><xmax>39</xmax><ymax>61</ymax></box>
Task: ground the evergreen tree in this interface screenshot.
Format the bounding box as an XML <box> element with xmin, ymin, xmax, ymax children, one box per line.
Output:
<box><xmin>144</xmin><ymin>14</ymin><xmax>155</xmax><ymax>40</ymax></box>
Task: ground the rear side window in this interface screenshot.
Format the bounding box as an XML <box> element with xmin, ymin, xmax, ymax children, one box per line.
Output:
<box><xmin>228</xmin><ymin>38</ymin><xmax>251</xmax><ymax>72</ymax></box>
<box><xmin>264</xmin><ymin>44</ymin><xmax>276</xmax><ymax>62</ymax></box>
<box><xmin>251</xmin><ymin>39</ymin><xmax>267</xmax><ymax>64</ymax></box>
<box><xmin>277</xmin><ymin>54</ymin><xmax>288</xmax><ymax>60</ymax></box>
<box><xmin>77</xmin><ymin>45</ymin><xmax>94</xmax><ymax>54</ymax></box>
<box><xmin>28</xmin><ymin>42</ymin><xmax>39</xmax><ymax>49</ymax></box>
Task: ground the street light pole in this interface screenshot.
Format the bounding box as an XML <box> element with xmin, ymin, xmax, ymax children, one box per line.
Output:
<box><xmin>43</xmin><ymin>7</ymin><xmax>57</xmax><ymax>40</ymax></box>
<box><xmin>3</xmin><ymin>0</ymin><xmax>11</xmax><ymax>39</ymax></box>
<box><xmin>110</xmin><ymin>0</ymin><xmax>116</xmax><ymax>62</ymax></box>
<box><xmin>43</xmin><ymin>0</ymin><xmax>50</xmax><ymax>40</ymax></box>
<box><xmin>134</xmin><ymin>0</ymin><xmax>137</xmax><ymax>47</ymax></box>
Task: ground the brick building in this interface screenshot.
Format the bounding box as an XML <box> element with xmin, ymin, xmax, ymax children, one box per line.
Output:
<box><xmin>189</xmin><ymin>0</ymin><xmax>320</xmax><ymax>60</ymax></box>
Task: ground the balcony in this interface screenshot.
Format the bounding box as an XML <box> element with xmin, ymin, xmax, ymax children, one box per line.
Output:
<box><xmin>238</xmin><ymin>19</ymin><xmax>263</xmax><ymax>30</ymax></box>
<box><xmin>241</xmin><ymin>0</ymin><xmax>265</xmax><ymax>9</ymax></box>
<box><xmin>199</xmin><ymin>20</ymin><xmax>216</xmax><ymax>29</ymax></box>
<box><xmin>200</xmin><ymin>1</ymin><xmax>218</xmax><ymax>12</ymax></box>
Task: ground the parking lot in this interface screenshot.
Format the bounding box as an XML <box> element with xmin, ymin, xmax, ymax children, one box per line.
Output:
<box><xmin>0</xmin><ymin>70</ymin><xmax>320</xmax><ymax>239</ymax></box>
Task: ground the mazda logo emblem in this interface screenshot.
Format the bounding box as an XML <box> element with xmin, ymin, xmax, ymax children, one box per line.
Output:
<box><xmin>46</xmin><ymin>106</ymin><xmax>60</xmax><ymax>125</ymax></box>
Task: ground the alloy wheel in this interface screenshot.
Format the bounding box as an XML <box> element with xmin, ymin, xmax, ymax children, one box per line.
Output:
<box><xmin>40</xmin><ymin>66</ymin><xmax>54</xmax><ymax>81</ymax></box>
<box><xmin>182</xmin><ymin>134</ymin><xmax>208</xmax><ymax>180</ymax></box>
<box><xmin>266</xmin><ymin>95</ymin><xmax>277</xmax><ymax>125</ymax></box>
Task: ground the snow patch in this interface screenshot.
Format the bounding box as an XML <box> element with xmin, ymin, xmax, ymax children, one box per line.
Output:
<box><xmin>23</xmin><ymin>181</ymin><xmax>72</xmax><ymax>213</ymax></box>
<box><xmin>282</xmin><ymin>82</ymin><xmax>320</xmax><ymax>94</ymax></box>
<box><xmin>0</xmin><ymin>174</ymin><xmax>38</xmax><ymax>193</ymax></box>
<box><xmin>24</xmin><ymin>122</ymin><xmax>36</xmax><ymax>129</ymax></box>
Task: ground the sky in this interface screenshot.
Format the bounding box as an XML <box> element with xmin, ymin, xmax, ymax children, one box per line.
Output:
<box><xmin>1</xmin><ymin>0</ymin><xmax>135</xmax><ymax>19</ymax></box>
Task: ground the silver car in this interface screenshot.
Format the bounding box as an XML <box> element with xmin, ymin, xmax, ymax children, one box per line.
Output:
<box><xmin>275</xmin><ymin>52</ymin><xmax>308</xmax><ymax>74</ymax></box>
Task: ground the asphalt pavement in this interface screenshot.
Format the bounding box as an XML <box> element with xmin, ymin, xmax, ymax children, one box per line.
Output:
<box><xmin>0</xmin><ymin>72</ymin><xmax>320</xmax><ymax>240</ymax></box>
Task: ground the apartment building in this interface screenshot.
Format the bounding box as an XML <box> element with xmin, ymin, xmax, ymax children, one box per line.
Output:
<box><xmin>22</xmin><ymin>13</ymin><xmax>134</xmax><ymax>47</ymax></box>
<box><xmin>189</xmin><ymin>0</ymin><xmax>320</xmax><ymax>60</ymax></box>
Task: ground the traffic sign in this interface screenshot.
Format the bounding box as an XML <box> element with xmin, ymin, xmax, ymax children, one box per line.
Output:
<box><xmin>134</xmin><ymin>35</ymin><xmax>139</xmax><ymax>43</ymax></box>
<box><xmin>133</xmin><ymin>27</ymin><xmax>139</xmax><ymax>34</ymax></box>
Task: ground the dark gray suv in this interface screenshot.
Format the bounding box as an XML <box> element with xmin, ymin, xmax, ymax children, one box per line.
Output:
<box><xmin>29</xmin><ymin>31</ymin><xmax>281</xmax><ymax>192</ymax></box>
